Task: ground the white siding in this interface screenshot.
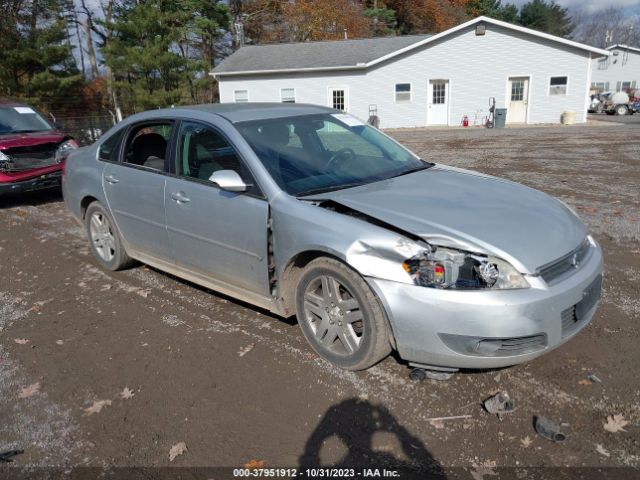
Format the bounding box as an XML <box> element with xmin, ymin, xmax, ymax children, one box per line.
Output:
<box><xmin>218</xmin><ymin>24</ymin><xmax>592</xmax><ymax>128</ymax></box>
<box><xmin>590</xmin><ymin>47</ymin><xmax>640</xmax><ymax>92</ymax></box>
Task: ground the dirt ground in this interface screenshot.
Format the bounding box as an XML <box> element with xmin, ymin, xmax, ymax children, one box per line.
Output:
<box><xmin>0</xmin><ymin>123</ymin><xmax>639</xmax><ymax>478</ymax></box>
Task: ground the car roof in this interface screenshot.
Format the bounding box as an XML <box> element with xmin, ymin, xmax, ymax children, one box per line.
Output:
<box><xmin>182</xmin><ymin>103</ymin><xmax>337</xmax><ymax>123</ymax></box>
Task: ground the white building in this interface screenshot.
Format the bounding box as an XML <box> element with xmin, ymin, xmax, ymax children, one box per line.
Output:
<box><xmin>213</xmin><ymin>16</ymin><xmax>609</xmax><ymax>128</ymax></box>
<box><xmin>590</xmin><ymin>44</ymin><xmax>639</xmax><ymax>93</ymax></box>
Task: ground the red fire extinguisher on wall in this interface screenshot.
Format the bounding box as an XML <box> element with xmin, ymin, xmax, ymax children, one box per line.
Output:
<box><xmin>463</xmin><ymin>115</ymin><xmax>469</xmax><ymax>127</ymax></box>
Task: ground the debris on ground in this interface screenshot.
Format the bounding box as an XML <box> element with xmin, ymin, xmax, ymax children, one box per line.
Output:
<box><xmin>238</xmin><ymin>343</ymin><xmax>255</xmax><ymax>357</ymax></box>
<box><xmin>83</xmin><ymin>399</ymin><xmax>112</xmax><ymax>416</ymax></box>
<box><xmin>13</xmin><ymin>338</ymin><xmax>30</xmax><ymax>345</ymax></box>
<box><xmin>426</xmin><ymin>415</ymin><xmax>473</xmax><ymax>429</ymax></box>
<box><xmin>18</xmin><ymin>382</ymin><xmax>41</xmax><ymax>399</ymax></box>
<box><xmin>0</xmin><ymin>449</ymin><xmax>24</xmax><ymax>463</ymax></box>
<box><xmin>169</xmin><ymin>442</ymin><xmax>187</xmax><ymax>462</ymax></box>
<box><xmin>596</xmin><ymin>444</ymin><xmax>611</xmax><ymax>457</ymax></box>
<box><xmin>534</xmin><ymin>416</ymin><xmax>567</xmax><ymax>442</ymax></box>
<box><xmin>603</xmin><ymin>414</ymin><xmax>629</xmax><ymax>433</ymax></box>
<box><xmin>520</xmin><ymin>436</ymin><xmax>533</xmax><ymax>448</ymax></box>
<box><xmin>588</xmin><ymin>374</ymin><xmax>602</xmax><ymax>384</ymax></box>
<box><xmin>409</xmin><ymin>368</ymin><xmax>454</xmax><ymax>381</ymax></box>
<box><xmin>244</xmin><ymin>459</ymin><xmax>266</xmax><ymax>469</ymax></box>
<box><xmin>120</xmin><ymin>387</ymin><xmax>135</xmax><ymax>400</ymax></box>
<box><xmin>483</xmin><ymin>392</ymin><xmax>517</xmax><ymax>419</ymax></box>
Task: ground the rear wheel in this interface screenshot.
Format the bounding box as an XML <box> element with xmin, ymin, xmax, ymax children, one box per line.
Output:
<box><xmin>295</xmin><ymin>257</ymin><xmax>392</xmax><ymax>370</ymax></box>
<box><xmin>85</xmin><ymin>202</ymin><xmax>133</xmax><ymax>271</ymax></box>
<box><xmin>616</xmin><ymin>104</ymin><xmax>629</xmax><ymax>116</ymax></box>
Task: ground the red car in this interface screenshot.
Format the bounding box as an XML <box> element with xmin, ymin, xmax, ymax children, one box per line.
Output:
<box><xmin>0</xmin><ymin>101</ymin><xmax>78</xmax><ymax>195</ymax></box>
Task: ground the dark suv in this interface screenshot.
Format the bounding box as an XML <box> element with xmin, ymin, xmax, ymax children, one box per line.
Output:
<box><xmin>0</xmin><ymin>101</ymin><xmax>77</xmax><ymax>195</ymax></box>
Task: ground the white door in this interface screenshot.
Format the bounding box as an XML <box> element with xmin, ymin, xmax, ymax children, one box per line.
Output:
<box><xmin>507</xmin><ymin>77</ymin><xmax>529</xmax><ymax>124</ymax></box>
<box><xmin>428</xmin><ymin>80</ymin><xmax>449</xmax><ymax>125</ymax></box>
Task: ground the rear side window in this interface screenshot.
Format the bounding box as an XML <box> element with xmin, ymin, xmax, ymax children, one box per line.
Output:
<box><xmin>123</xmin><ymin>122</ymin><xmax>173</xmax><ymax>171</ymax></box>
<box><xmin>98</xmin><ymin>129</ymin><xmax>125</xmax><ymax>162</ymax></box>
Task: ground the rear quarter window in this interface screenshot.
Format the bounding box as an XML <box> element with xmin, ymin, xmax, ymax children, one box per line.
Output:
<box><xmin>98</xmin><ymin>129</ymin><xmax>125</xmax><ymax>162</ymax></box>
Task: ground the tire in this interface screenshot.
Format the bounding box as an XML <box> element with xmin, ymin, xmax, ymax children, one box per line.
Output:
<box><xmin>616</xmin><ymin>105</ymin><xmax>629</xmax><ymax>116</ymax></box>
<box><xmin>85</xmin><ymin>201</ymin><xmax>134</xmax><ymax>271</ymax></box>
<box><xmin>295</xmin><ymin>257</ymin><xmax>392</xmax><ymax>370</ymax></box>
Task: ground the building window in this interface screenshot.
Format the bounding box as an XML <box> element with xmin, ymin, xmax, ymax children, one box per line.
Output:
<box><xmin>591</xmin><ymin>82</ymin><xmax>610</xmax><ymax>91</ymax></box>
<box><xmin>432</xmin><ymin>83</ymin><xmax>446</xmax><ymax>104</ymax></box>
<box><xmin>617</xmin><ymin>81</ymin><xmax>636</xmax><ymax>91</ymax></box>
<box><xmin>280</xmin><ymin>88</ymin><xmax>296</xmax><ymax>103</ymax></box>
<box><xmin>331</xmin><ymin>89</ymin><xmax>346</xmax><ymax>111</ymax></box>
<box><xmin>234</xmin><ymin>90</ymin><xmax>248</xmax><ymax>103</ymax></box>
<box><xmin>395</xmin><ymin>83</ymin><xmax>411</xmax><ymax>102</ymax></box>
<box><xmin>549</xmin><ymin>76</ymin><xmax>568</xmax><ymax>95</ymax></box>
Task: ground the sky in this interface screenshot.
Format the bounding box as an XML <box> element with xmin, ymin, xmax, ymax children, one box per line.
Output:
<box><xmin>507</xmin><ymin>0</ymin><xmax>640</xmax><ymax>14</ymax></box>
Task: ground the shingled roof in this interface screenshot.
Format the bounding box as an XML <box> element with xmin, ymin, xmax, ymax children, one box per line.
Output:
<box><xmin>212</xmin><ymin>16</ymin><xmax>609</xmax><ymax>77</ymax></box>
<box><xmin>213</xmin><ymin>34</ymin><xmax>431</xmax><ymax>75</ymax></box>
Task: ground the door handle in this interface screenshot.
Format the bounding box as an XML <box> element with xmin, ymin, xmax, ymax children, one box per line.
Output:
<box><xmin>104</xmin><ymin>174</ymin><xmax>119</xmax><ymax>184</ymax></box>
<box><xmin>170</xmin><ymin>191</ymin><xmax>190</xmax><ymax>204</ymax></box>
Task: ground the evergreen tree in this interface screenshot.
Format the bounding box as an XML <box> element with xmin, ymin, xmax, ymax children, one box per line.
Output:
<box><xmin>466</xmin><ymin>0</ymin><xmax>519</xmax><ymax>22</ymax></box>
<box><xmin>519</xmin><ymin>0</ymin><xmax>573</xmax><ymax>37</ymax></box>
<box><xmin>0</xmin><ymin>0</ymin><xmax>83</xmax><ymax>112</ymax></box>
<box><xmin>104</xmin><ymin>0</ymin><xmax>230</xmax><ymax>113</ymax></box>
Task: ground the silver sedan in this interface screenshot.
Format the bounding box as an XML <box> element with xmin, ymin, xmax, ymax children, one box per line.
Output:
<box><xmin>63</xmin><ymin>104</ymin><xmax>603</xmax><ymax>371</ymax></box>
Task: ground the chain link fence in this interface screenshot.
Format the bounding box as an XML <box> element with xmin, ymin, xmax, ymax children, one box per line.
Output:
<box><xmin>55</xmin><ymin>115</ymin><xmax>116</xmax><ymax>146</ymax></box>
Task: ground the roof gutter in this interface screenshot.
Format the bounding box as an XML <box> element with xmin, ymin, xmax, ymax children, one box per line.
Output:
<box><xmin>212</xmin><ymin>64</ymin><xmax>368</xmax><ymax>78</ymax></box>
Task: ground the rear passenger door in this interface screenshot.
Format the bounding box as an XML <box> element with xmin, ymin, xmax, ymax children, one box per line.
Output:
<box><xmin>164</xmin><ymin>120</ymin><xmax>270</xmax><ymax>295</ymax></box>
<box><xmin>102</xmin><ymin>121</ymin><xmax>173</xmax><ymax>261</ymax></box>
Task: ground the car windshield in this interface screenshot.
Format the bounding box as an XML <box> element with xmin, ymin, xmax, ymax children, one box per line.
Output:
<box><xmin>0</xmin><ymin>106</ymin><xmax>53</xmax><ymax>134</ymax></box>
<box><xmin>236</xmin><ymin>113</ymin><xmax>431</xmax><ymax>196</ymax></box>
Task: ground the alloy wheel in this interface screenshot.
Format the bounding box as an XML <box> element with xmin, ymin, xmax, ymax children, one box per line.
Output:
<box><xmin>89</xmin><ymin>212</ymin><xmax>116</xmax><ymax>262</ymax></box>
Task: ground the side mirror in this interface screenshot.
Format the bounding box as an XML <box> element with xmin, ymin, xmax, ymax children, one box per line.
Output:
<box><xmin>208</xmin><ymin>170</ymin><xmax>248</xmax><ymax>192</ymax></box>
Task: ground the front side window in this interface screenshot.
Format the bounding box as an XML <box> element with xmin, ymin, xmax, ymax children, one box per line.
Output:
<box><xmin>234</xmin><ymin>90</ymin><xmax>249</xmax><ymax>103</ymax></box>
<box><xmin>175</xmin><ymin>121</ymin><xmax>257</xmax><ymax>193</ymax></box>
<box><xmin>550</xmin><ymin>76</ymin><xmax>568</xmax><ymax>95</ymax></box>
<box><xmin>123</xmin><ymin>123</ymin><xmax>172</xmax><ymax>171</ymax></box>
<box><xmin>237</xmin><ymin>113</ymin><xmax>429</xmax><ymax>197</ymax></box>
<box><xmin>281</xmin><ymin>88</ymin><xmax>296</xmax><ymax>103</ymax></box>
<box><xmin>395</xmin><ymin>83</ymin><xmax>411</xmax><ymax>102</ymax></box>
<box><xmin>98</xmin><ymin>129</ymin><xmax>125</xmax><ymax>162</ymax></box>
<box><xmin>0</xmin><ymin>106</ymin><xmax>53</xmax><ymax>134</ymax></box>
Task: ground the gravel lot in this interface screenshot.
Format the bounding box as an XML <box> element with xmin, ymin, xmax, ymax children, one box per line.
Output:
<box><xmin>0</xmin><ymin>123</ymin><xmax>639</xmax><ymax>477</ymax></box>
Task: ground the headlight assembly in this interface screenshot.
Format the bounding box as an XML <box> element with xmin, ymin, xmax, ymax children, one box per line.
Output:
<box><xmin>402</xmin><ymin>246</ymin><xmax>529</xmax><ymax>290</ymax></box>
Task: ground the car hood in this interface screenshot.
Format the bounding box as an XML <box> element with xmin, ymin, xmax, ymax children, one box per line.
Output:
<box><xmin>0</xmin><ymin>130</ymin><xmax>65</xmax><ymax>150</ymax></box>
<box><xmin>310</xmin><ymin>166</ymin><xmax>586</xmax><ymax>273</ymax></box>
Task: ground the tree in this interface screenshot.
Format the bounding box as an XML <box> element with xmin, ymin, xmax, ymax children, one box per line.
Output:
<box><xmin>518</xmin><ymin>0</ymin><xmax>573</xmax><ymax>38</ymax></box>
<box><xmin>0</xmin><ymin>0</ymin><xmax>84</xmax><ymax>112</ymax></box>
<box><xmin>572</xmin><ymin>6</ymin><xmax>640</xmax><ymax>48</ymax></box>
<box><xmin>364</xmin><ymin>0</ymin><xmax>397</xmax><ymax>36</ymax></box>
<box><xmin>282</xmin><ymin>0</ymin><xmax>371</xmax><ymax>42</ymax></box>
<box><xmin>104</xmin><ymin>0</ymin><xmax>230</xmax><ymax>113</ymax></box>
<box><xmin>466</xmin><ymin>0</ymin><xmax>518</xmax><ymax>22</ymax></box>
<box><xmin>384</xmin><ymin>0</ymin><xmax>469</xmax><ymax>34</ymax></box>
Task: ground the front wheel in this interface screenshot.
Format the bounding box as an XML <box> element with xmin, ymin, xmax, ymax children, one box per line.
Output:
<box><xmin>85</xmin><ymin>202</ymin><xmax>134</xmax><ymax>271</ymax></box>
<box><xmin>295</xmin><ymin>257</ymin><xmax>392</xmax><ymax>370</ymax></box>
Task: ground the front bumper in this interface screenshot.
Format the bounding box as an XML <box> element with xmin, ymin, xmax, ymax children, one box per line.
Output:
<box><xmin>0</xmin><ymin>171</ymin><xmax>62</xmax><ymax>195</ymax></box>
<box><xmin>367</xmin><ymin>239</ymin><xmax>604</xmax><ymax>369</ymax></box>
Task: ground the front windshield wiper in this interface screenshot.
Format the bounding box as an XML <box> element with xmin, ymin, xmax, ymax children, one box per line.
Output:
<box><xmin>391</xmin><ymin>162</ymin><xmax>434</xmax><ymax>179</ymax></box>
<box><xmin>296</xmin><ymin>182</ymin><xmax>367</xmax><ymax>197</ymax></box>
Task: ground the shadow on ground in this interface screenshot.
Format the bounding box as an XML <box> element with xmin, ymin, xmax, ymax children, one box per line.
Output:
<box><xmin>300</xmin><ymin>398</ymin><xmax>446</xmax><ymax>478</ymax></box>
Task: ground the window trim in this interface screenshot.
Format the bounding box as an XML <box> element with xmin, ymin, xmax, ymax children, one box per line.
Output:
<box><xmin>280</xmin><ymin>87</ymin><xmax>296</xmax><ymax>103</ymax></box>
<box><xmin>234</xmin><ymin>89</ymin><xmax>249</xmax><ymax>103</ymax></box>
<box><xmin>394</xmin><ymin>82</ymin><xmax>412</xmax><ymax>103</ymax></box>
<box><xmin>172</xmin><ymin>119</ymin><xmax>265</xmax><ymax>200</ymax></box>
<box><xmin>548</xmin><ymin>75</ymin><xmax>569</xmax><ymax>96</ymax></box>
<box><xmin>96</xmin><ymin>128</ymin><xmax>126</xmax><ymax>164</ymax></box>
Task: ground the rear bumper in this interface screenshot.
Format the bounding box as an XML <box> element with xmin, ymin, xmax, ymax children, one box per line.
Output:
<box><xmin>0</xmin><ymin>171</ymin><xmax>62</xmax><ymax>195</ymax></box>
<box><xmin>367</xmin><ymin>238</ymin><xmax>604</xmax><ymax>369</ymax></box>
